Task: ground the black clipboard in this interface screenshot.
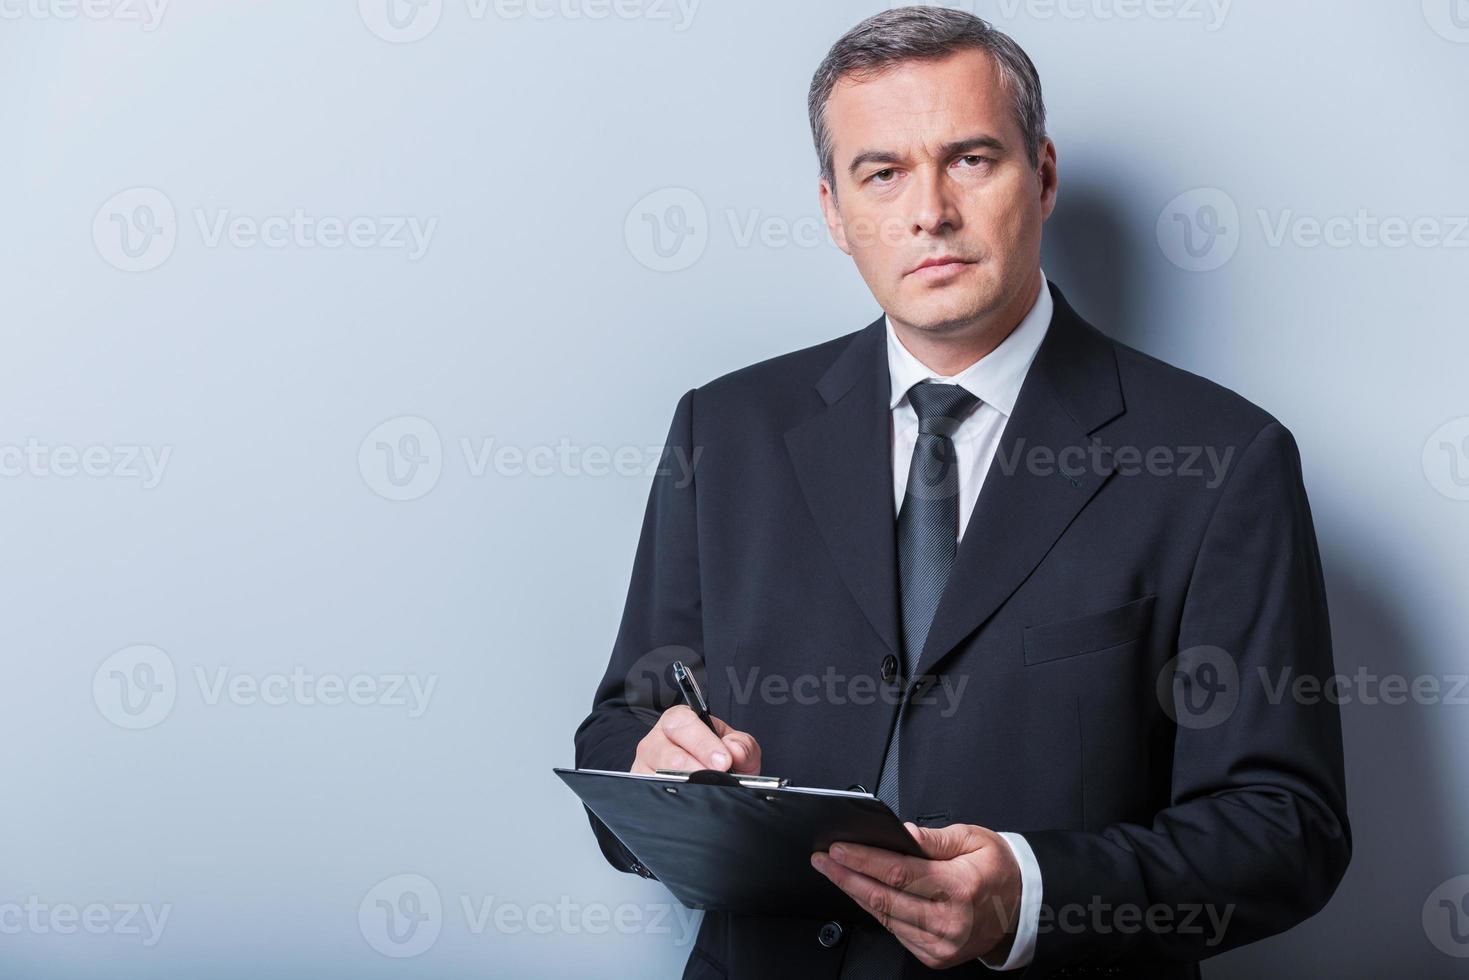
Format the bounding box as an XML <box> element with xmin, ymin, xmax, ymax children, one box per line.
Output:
<box><xmin>555</xmin><ymin>767</ymin><xmax>923</xmax><ymax>918</ymax></box>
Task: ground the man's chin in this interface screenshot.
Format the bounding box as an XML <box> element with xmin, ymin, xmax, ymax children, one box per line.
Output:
<box><xmin>890</xmin><ymin>293</ymin><xmax>993</xmax><ymax>335</ymax></box>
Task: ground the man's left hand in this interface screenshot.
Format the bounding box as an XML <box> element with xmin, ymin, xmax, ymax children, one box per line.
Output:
<box><xmin>811</xmin><ymin>822</ymin><xmax>1021</xmax><ymax>969</ymax></box>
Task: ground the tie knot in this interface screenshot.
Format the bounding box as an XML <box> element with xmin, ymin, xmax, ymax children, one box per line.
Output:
<box><xmin>906</xmin><ymin>381</ymin><xmax>978</xmax><ymax>436</ymax></box>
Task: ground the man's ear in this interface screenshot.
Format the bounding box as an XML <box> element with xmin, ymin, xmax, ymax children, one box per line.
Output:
<box><xmin>819</xmin><ymin>178</ymin><xmax>852</xmax><ymax>255</ymax></box>
<box><xmin>1037</xmin><ymin>138</ymin><xmax>1059</xmax><ymax>222</ymax></box>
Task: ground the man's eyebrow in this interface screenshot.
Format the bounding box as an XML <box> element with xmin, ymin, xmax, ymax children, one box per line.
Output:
<box><xmin>940</xmin><ymin>134</ymin><xmax>1006</xmax><ymax>157</ymax></box>
<box><xmin>845</xmin><ymin>134</ymin><xmax>1008</xmax><ymax>178</ymax></box>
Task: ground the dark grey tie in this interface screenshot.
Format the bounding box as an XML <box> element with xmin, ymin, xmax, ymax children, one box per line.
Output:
<box><xmin>841</xmin><ymin>381</ymin><xmax>978</xmax><ymax>979</ymax></box>
<box><xmin>876</xmin><ymin>380</ymin><xmax>978</xmax><ymax>815</ymax></box>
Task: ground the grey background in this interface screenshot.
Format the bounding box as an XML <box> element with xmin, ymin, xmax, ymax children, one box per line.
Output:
<box><xmin>2</xmin><ymin>0</ymin><xmax>1467</xmax><ymax>976</ymax></box>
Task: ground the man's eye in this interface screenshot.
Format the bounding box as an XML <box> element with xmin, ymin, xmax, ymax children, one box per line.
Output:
<box><xmin>871</xmin><ymin>168</ymin><xmax>897</xmax><ymax>183</ymax></box>
<box><xmin>958</xmin><ymin>155</ymin><xmax>991</xmax><ymax>168</ymax></box>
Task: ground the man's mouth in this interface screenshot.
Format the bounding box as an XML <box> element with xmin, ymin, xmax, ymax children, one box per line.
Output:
<box><xmin>906</xmin><ymin>255</ymin><xmax>977</xmax><ymax>281</ymax></box>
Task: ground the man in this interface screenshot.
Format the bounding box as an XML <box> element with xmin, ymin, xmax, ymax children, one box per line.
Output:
<box><xmin>574</xmin><ymin>7</ymin><xmax>1350</xmax><ymax>978</ymax></box>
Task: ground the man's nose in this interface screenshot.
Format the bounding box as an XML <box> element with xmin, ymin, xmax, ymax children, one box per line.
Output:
<box><xmin>909</xmin><ymin>166</ymin><xmax>962</xmax><ymax>236</ymax></box>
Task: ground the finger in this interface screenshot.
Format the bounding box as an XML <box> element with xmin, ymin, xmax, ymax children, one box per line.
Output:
<box><xmin>661</xmin><ymin>706</ymin><xmax>731</xmax><ymax>769</ymax></box>
<box><xmin>632</xmin><ymin>730</ymin><xmax>705</xmax><ymax>773</ymax></box>
<box><xmin>709</xmin><ymin>717</ymin><xmax>760</xmax><ymax>767</ymax></box>
<box><xmin>825</xmin><ymin>842</ymin><xmax>948</xmax><ymax>900</ymax></box>
<box><xmin>721</xmin><ymin>731</ymin><xmax>762</xmax><ymax>774</ymax></box>
<box><xmin>662</xmin><ymin>750</ymin><xmax>706</xmax><ymax>771</ymax></box>
<box><xmin>814</xmin><ymin>852</ymin><xmax>979</xmax><ymax>969</ymax></box>
<box><xmin>885</xmin><ymin>914</ymin><xmax>957</xmax><ymax>970</ymax></box>
<box><xmin>814</xmin><ymin>852</ymin><xmax>974</xmax><ymax>966</ymax></box>
<box><xmin>811</xmin><ymin>852</ymin><xmax>940</xmax><ymax>933</ymax></box>
<box><xmin>653</xmin><ymin>741</ymin><xmax>706</xmax><ymax>772</ymax></box>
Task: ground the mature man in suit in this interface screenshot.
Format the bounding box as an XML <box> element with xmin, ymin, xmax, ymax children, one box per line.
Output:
<box><xmin>574</xmin><ymin>7</ymin><xmax>1350</xmax><ymax>978</ymax></box>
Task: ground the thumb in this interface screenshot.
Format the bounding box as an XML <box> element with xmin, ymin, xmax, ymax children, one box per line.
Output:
<box><xmin>905</xmin><ymin>821</ymin><xmax>982</xmax><ymax>861</ymax></box>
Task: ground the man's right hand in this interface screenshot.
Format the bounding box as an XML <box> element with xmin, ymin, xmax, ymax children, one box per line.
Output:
<box><xmin>631</xmin><ymin>706</ymin><xmax>762</xmax><ymax>775</ymax></box>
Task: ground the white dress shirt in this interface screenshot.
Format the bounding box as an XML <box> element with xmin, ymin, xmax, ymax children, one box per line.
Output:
<box><xmin>885</xmin><ymin>269</ymin><xmax>1051</xmax><ymax>971</ymax></box>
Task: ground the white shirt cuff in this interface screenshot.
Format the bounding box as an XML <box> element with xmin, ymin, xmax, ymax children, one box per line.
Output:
<box><xmin>977</xmin><ymin>832</ymin><xmax>1041</xmax><ymax>971</ymax></box>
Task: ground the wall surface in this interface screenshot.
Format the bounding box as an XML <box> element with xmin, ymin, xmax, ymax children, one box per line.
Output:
<box><xmin>2</xmin><ymin>1</ymin><xmax>1466</xmax><ymax>976</ymax></box>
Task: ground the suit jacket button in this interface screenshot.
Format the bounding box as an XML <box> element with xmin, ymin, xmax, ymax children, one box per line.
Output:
<box><xmin>880</xmin><ymin>655</ymin><xmax>898</xmax><ymax>684</ymax></box>
<box><xmin>817</xmin><ymin>920</ymin><xmax>844</xmax><ymax>948</ymax></box>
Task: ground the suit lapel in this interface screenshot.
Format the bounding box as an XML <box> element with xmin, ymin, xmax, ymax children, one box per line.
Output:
<box><xmin>782</xmin><ymin>284</ymin><xmax>1125</xmax><ymax>676</ymax></box>
<box><xmin>912</xmin><ymin>283</ymin><xmax>1126</xmax><ymax>680</ymax></box>
<box><xmin>783</xmin><ymin>315</ymin><xmax>901</xmax><ymax>657</ymax></box>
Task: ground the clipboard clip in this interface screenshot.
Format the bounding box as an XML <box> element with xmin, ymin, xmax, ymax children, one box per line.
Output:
<box><xmin>654</xmin><ymin>769</ymin><xmax>789</xmax><ymax>789</ymax></box>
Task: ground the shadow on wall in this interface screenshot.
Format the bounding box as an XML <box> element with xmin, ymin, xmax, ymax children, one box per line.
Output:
<box><xmin>1041</xmin><ymin>177</ymin><xmax>1154</xmax><ymax>353</ymax></box>
<box><xmin>1210</xmin><ymin>551</ymin><xmax>1463</xmax><ymax>978</ymax></box>
<box><xmin>1042</xmin><ymin>182</ymin><xmax>1465</xmax><ymax>976</ymax></box>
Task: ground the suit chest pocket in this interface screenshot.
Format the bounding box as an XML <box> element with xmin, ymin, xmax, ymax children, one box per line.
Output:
<box><xmin>1022</xmin><ymin>594</ymin><xmax>1156</xmax><ymax>665</ymax></box>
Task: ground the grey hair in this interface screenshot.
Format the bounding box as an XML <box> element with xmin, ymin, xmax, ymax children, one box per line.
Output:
<box><xmin>807</xmin><ymin>6</ymin><xmax>1048</xmax><ymax>192</ymax></box>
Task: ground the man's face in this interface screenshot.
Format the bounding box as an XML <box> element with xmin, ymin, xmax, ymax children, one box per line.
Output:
<box><xmin>819</xmin><ymin>49</ymin><xmax>1057</xmax><ymax>335</ymax></box>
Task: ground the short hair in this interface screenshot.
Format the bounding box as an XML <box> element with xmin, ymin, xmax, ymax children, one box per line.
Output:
<box><xmin>807</xmin><ymin>7</ymin><xmax>1048</xmax><ymax>192</ymax></box>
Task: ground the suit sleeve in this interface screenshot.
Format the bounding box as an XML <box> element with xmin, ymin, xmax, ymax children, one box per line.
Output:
<box><xmin>1022</xmin><ymin>420</ymin><xmax>1352</xmax><ymax>971</ymax></box>
<box><xmin>572</xmin><ymin>387</ymin><xmax>704</xmax><ymax>874</ymax></box>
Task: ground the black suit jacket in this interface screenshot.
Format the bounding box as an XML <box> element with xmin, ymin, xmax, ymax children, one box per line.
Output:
<box><xmin>573</xmin><ymin>281</ymin><xmax>1351</xmax><ymax>979</ymax></box>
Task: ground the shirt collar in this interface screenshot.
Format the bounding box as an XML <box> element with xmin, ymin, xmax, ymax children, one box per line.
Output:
<box><xmin>885</xmin><ymin>269</ymin><xmax>1053</xmax><ymax>418</ymax></box>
